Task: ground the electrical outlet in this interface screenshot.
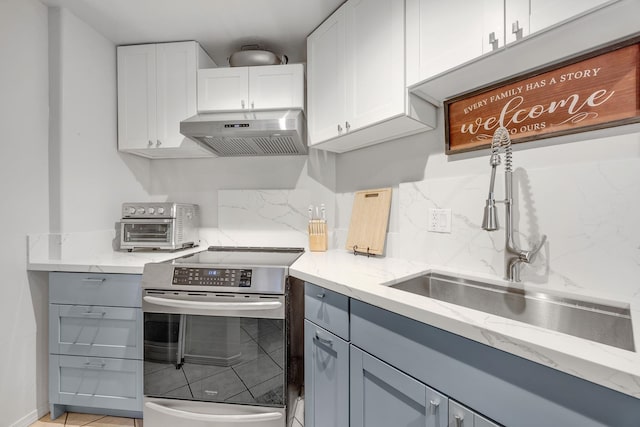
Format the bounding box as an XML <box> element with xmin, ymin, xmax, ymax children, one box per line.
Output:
<box><xmin>428</xmin><ymin>208</ymin><xmax>452</xmax><ymax>233</ymax></box>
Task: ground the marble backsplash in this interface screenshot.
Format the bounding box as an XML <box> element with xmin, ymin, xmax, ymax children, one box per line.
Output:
<box><xmin>333</xmin><ymin>156</ymin><xmax>640</xmax><ymax>305</ymax></box>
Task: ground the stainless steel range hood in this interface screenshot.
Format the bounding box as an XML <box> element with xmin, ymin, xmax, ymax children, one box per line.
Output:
<box><xmin>180</xmin><ymin>109</ymin><xmax>307</xmax><ymax>156</ymax></box>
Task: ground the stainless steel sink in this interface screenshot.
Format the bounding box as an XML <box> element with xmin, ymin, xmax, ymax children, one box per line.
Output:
<box><xmin>390</xmin><ymin>272</ymin><xmax>635</xmax><ymax>352</ymax></box>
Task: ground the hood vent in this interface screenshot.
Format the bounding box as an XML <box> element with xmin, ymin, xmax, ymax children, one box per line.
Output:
<box><xmin>180</xmin><ymin>110</ymin><xmax>306</xmax><ymax>157</ymax></box>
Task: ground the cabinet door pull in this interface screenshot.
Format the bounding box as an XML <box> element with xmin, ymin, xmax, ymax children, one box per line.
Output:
<box><xmin>148</xmin><ymin>140</ymin><xmax>153</xmax><ymax>147</ymax></box>
<box><xmin>316</xmin><ymin>292</ymin><xmax>325</xmax><ymax>299</ymax></box>
<box><xmin>156</xmin><ymin>140</ymin><xmax>162</xmax><ymax>147</ymax></box>
<box><xmin>455</xmin><ymin>415</ymin><xmax>464</xmax><ymax>427</ymax></box>
<box><xmin>251</xmin><ymin>101</ymin><xmax>254</xmax><ymax>109</ymax></box>
<box><xmin>429</xmin><ymin>400</ymin><xmax>439</xmax><ymax>414</ymax></box>
<box><xmin>345</xmin><ymin>121</ymin><xmax>351</xmax><ymax>132</ymax></box>
<box><xmin>241</xmin><ymin>100</ymin><xmax>246</xmax><ymax>109</ymax></box>
<box><xmin>81</xmin><ymin>278</ymin><xmax>105</xmax><ymax>284</ymax></box>
<box><xmin>489</xmin><ymin>32</ymin><xmax>499</xmax><ymax>51</ymax></box>
<box><xmin>315</xmin><ymin>331</ymin><xmax>333</xmax><ymax>346</ymax></box>
<box><xmin>83</xmin><ymin>361</ymin><xmax>106</xmax><ymax>369</ymax></box>
<box><xmin>337</xmin><ymin>124</ymin><xmax>343</xmax><ymax>133</ymax></box>
<box><xmin>512</xmin><ymin>20</ymin><xmax>523</xmax><ymax>40</ymax></box>
<box><xmin>82</xmin><ymin>311</ymin><xmax>106</xmax><ymax>317</ymax></box>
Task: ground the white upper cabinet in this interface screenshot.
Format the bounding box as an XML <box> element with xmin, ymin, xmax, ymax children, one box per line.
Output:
<box><xmin>117</xmin><ymin>41</ymin><xmax>216</xmax><ymax>158</ymax></box>
<box><xmin>197</xmin><ymin>67</ymin><xmax>249</xmax><ymax>111</ymax></box>
<box><xmin>307</xmin><ymin>5</ymin><xmax>347</xmax><ymax>144</ymax></box>
<box><xmin>344</xmin><ymin>0</ymin><xmax>405</xmax><ymax>131</ymax></box>
<box><xmin>409</xmin><ymin>0</ymin><xmax>621</xmax><ymax>84</ymax></box>
<box><xmin>307</xmin><ymin>0</ymin><xmax>436</xmax><ymax>153</ymax></box>
<box><xmin>528</xmin><ymin>0</ymin><xmax>615</xmax><ymax>33</ymax></box>
<box><xmin>407</xmin><ymin>0</ymin><xmax>503</xmax><ymax>84</ymax></box>
<box><xmin>197</xmin><ymin>64</ymin><xmax>305</xmax><ymax>112</ymax></box>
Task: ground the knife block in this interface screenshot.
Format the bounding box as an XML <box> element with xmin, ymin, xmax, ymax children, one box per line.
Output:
<box><xmin>308</xmin><ymin>220</ymin><xmax>328</xmax><ymax>252</ymax></box>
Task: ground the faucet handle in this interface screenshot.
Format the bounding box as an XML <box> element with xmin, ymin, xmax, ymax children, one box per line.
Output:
<box><xmin>523</xmin><ymin>235</ymin><xmax>547</xmax><ymax>263</ymax></box>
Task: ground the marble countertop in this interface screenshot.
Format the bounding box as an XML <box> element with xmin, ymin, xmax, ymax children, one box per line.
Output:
<box><xmin>27</xmin><ymin>233</ymin><xmax>640</xmax><ymax>399</ymax></box>
<box><xmin>290</xmin><ymin>250</ymin><xmax>640</xmax><ymax>400</ymax></box>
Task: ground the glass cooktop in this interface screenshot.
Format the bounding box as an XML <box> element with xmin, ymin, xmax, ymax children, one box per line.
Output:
<box><xmin>168</xmin><ymin>246</ymin><xmax>304</xmax><ymax>268</ymax></box>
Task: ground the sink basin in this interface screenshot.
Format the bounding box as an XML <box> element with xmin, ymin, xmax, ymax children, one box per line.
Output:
<box><xmin>390</xmin><ymin>273</ymin><xmax>635</xmax><ymax>352</ymax></box>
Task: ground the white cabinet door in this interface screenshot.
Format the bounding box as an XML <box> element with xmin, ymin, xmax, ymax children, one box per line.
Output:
<box><xmin>117</xmin><ymin>44</ymin><xmax>157</xmax><ymax>150</ymax></box>
<box><xmin>197</xmin><ymin>67</ymin><xmax>249</xmax><ymax>111</ymax></box>
<box><xmin>529</xmin><ymin>0</ymin><xmax>614</xmax><ymax>33</ymax></box>
<box><xmin>408</xmin><ymin>0</ymin><xmax>503</xmax><ymax>83</ymax></box>
<box><xmin>345</xmin><ymin>0</ymin><xmax>405</xmax><ymax>132</ymax></box>
<box><xmin>249</xmin><ymin>64</ymin><xmax>304</xmax><ymax>111</ymax></box>
<box><xmin>307</xmin><ymin>4</ymin><xmax>347</xmax><ymax>145</ymax></box>
<box><xmin>156</xmin><ymin>42</ymin><xmax>197</xmax><ymax>148</ymax></box>
<box><xmin>505</xmin><ymin>0</ymin><xmax>530</xmax><ymax>44</ymax></box>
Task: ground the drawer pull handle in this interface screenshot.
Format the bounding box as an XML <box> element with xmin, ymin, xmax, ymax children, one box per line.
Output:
<box><xmin>429</xmin><ymin>400</ymin><xmax>439</xmax><ymax>414</ymax></box>
<box><xmin>455</xmin><ymin>415</ymin><xmax>464</xmax><ymax>427</ymax></box>
<box><xmin>82</xmin><ymin>311</ymin><xmax>106</xmax><ymax>317</ymax></box>
<box><xmin>316</xmin><ymin>293</ymin><xmax>325</xmax><ymax>299</ymax></box>
<box><xmin>145</xmin><ymin>402</ymin><xmax>283</xmax><ymax>422</ymax></box>
<box><xmin>81</xmin><ymin>278</ymin><xmax>105</xmax><ymax>284</ymax></box>
<box><xmin>83</xmin><ymin>361</ymin><xmax>106</xmax><ymax>369</ymax></box>
<box><xmin>315</xmin><ymin>331</ymin><xmax>333</xmax><ymax>346</ymax></box>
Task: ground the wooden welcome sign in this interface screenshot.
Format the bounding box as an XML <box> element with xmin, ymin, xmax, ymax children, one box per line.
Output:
<box><xmin>444</xmin><ymin>39</ymin><xmax>640</xmax><ymax>154</ymax></box>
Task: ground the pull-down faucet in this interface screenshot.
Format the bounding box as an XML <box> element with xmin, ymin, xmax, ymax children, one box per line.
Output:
<box><xmin>482</xmin><ymin>127</ymin><xmax>546</xmax><ymax>281</ymax></box>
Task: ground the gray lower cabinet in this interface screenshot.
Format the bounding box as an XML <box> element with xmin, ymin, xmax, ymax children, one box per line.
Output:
<box><xmin>304</xmin><ymin>320</ymin><xmax>349</xmax><ymax>427</ymax></box>
<box><xmin>350</xmin><ymin>345</ymin><xmax>448</xmax><ymax>427</ymax></box>
<box><xmin>301</xmin><ymin>282</ymin><xmax>640</xmax><ymax>427</ymax></box>
<box><xmin>49</xmin><ymin>272</ymin><xmax>143</xmax><ymax>420</ymax></box>
<box><xmin>304</xmin><ymin>282</ymin><xmax>350</xmax><ymax>427</ymax></box>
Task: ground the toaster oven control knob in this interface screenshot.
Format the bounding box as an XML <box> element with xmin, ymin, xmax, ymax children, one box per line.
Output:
<box><xmin>148</xmin><ymin>207</ymin><xmax>155</xmax><ymax>214</ymax></box>
<box><xmin>126</xmin><ymin>207</ymin><xmax>136</xmax><ymax>214</ymax></box>
<box><xmin>136</xmin><ymin>207</ymin><xmax>145</xmax><ymax>215</ymax></box>
<box><xmin>157</xmin><ymin>207</ymin><xmax>165</xmax><ymax>215</ymax></box>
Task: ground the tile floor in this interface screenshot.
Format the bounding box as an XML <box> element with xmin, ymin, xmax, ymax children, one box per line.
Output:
<box><xmin>30</xmin><ymin>413</ymin><xmax>142</xmax><ymax>427</ymax></box>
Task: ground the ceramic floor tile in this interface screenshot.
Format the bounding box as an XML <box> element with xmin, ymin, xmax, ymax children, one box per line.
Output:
<box><xmin>233</xmin><ymin>353</ymin><xmax>283</xmax><ymax>388</ymax></box>
<box><xmin>144</xmin><ymin>363</ymin><xmax>189</xmax><ymax>394</ymax></box>
<box><xmin>248</xmin><ymin>373</ymin><xmax>284</xmax><ymax>405</ymax></box>
<box><xmin>84</xmin><ymin>415</ymin><xmax>135</xmax><ymax>426</ymax></box>
<box><xmin>190</xmin><ymin>368</ymin><xmax>247</xmax><ymax>401</ymax></box>
<box><xmin>30</xmin><ymin>414</ymin><xmax>66</xmax><ymax>427</ymax></box>
<box><xmin>65</xmin><ymin>412</ymin><xmax>105</xmax><ymax>426</ymax></box>
<box><xmin>294</xmin><ymin>396</ymin><xmax>305</xmax><ymax>422</ymax></box>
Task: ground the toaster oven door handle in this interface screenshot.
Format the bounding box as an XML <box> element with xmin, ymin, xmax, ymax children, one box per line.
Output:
<box><xmin>145</xmin><ymin>402</ymin><xmax>283</xmax><ymax>422</ymax></box>
<box><xmin>143</xmin><ymin>296</ymin><xmax>282</xmax><ymax>311</ymax></box>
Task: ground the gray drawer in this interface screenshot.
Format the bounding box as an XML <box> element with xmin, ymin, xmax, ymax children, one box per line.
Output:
<box><xmin>50</xmin><ymin>304</ymin><xmax>142</xmax><ymax>359</ymax></box>
<box><xmin>49</xmin><ymin>354</ymin><xmax>143</xmax><ymax>412</ymax></box>
<box><xmin>305</xmin><ymin>282</ymin><xmax>349</xmax><ymax>340</ymax></box>
<box><xmin>50</xmin><ymin>272</ymin><xmax>141</xmax><ymax>307</ymax></box>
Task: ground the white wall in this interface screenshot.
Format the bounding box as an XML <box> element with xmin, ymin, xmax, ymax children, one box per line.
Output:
<box><xmin>49</xmin><ymin>7</ymin><xmax>152</xmax><ymax>233</ymax></box>
<box><xmin>0</xmin><ymin>1</ymin><xmax>51</xmax><ymax>425</ymax></box>
<box><xmin>335</xmin><ymin>110</ymin><xmax>640</xmax><ymax>303</ymax></box>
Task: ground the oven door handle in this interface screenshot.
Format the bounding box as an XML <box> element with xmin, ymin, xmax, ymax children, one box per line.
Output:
<box><xmin>143</xmin><ymin>296</ymin><xmax>282</xmax><ymax>311</ymax></box>
<box><xmin>145</xmin><ymin>401</ymin><xmax>283</xmax><ymax>423</ymax></box>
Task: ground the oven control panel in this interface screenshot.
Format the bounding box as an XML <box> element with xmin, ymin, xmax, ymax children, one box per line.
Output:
<box><xmin>172</xmin><ymin>267</ymin><xmax>252</xmax><ymax>287</ymax></box>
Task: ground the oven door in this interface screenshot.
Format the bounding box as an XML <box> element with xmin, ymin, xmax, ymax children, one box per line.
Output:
<box><xmin>121</xmin><ymin>218</ymin><xmax>175</xmax><ymax>249</ymax></box>
<box><xmin>142</xmin><ymin>290</ymin><xmax>286</xmax><ymax>423</ymax></box>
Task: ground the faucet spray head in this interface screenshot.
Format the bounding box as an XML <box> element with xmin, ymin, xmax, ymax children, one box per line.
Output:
<box><xmin>482</xmin><ymin>198</ymin><xmax>499</xmax><ymax>231</ymax></box>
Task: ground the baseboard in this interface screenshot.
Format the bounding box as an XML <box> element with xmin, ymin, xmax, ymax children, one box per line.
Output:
<box><xmin>9</xmin><ymin>409</ymin><xmax>39</xmax><ymax>427</ymax></box>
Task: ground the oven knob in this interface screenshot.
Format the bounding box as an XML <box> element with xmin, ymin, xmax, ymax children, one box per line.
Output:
<box><xmin>136</xmin><ymin>207</ymin><xmax>145</xmax><ymax>214</ymax></box>
<box><xmin>126</xmin><ymin>207</ymin><xmax>136</xmax><ymax>214</ymax></box>
<box><xmin>148</xmin><ymin>207</ymin><xmax>155</xmax><ymax>214</ymax></box>
<box><xmin>157</xmin><ymin>207</ymin><xmax>165</xmax><ymax>214</ymax></box>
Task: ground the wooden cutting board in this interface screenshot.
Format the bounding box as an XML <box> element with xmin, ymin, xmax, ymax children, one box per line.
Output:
<box><xmin>346</xmin><ymin>188</ymin><xmax>392</xmax><ymax>256</ymax></box>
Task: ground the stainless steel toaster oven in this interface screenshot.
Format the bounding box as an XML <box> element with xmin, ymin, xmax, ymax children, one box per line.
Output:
<box><xmin>120</xmin><ymin>202</ymin><xmax>199</xmax><ymax>251</ymax></box>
